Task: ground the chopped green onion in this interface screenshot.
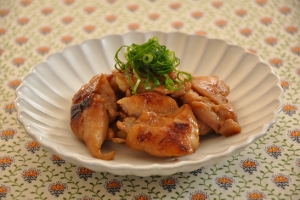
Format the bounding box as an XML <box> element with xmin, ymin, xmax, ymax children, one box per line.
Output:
<box><xmin>114</xmin><ymin>36</ymin><xmax>192</xmax><ymax>94</ymax></box>
<box><xmin>143</xmin><ymin>53</ymin><xmax>153</xmax><ymax>64</ymax></box>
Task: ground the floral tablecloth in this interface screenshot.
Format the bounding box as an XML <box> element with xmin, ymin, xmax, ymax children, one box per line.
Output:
<box><xmin>0</xmin><ymin>0</ymin><xmax>300</xmax><ymax>199</ymax></box>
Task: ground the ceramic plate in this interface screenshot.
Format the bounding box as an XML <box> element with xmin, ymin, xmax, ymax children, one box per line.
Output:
<box><xmin>15</xmin><ymin>32</ymin><xmax>283</xmax><ymax>176</ymax></box>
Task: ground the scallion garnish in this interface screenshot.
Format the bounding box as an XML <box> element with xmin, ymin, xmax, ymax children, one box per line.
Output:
<box><xmin>114</xmin><ymin>36</ymin><xmax>192</xmax><ymax>94</ymax></box>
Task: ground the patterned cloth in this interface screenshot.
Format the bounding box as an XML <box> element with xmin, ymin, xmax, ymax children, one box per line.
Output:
<box><xmin>0</xmin><ymin>0</ymin><xmax>299</xmax><ymax>199</ymax></box>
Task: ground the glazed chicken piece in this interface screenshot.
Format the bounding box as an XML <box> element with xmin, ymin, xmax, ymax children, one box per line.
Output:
<box><xmin>117</xmin><ymin>103</ymin><xmax>200</xmax><ymax>157</ymax></box>
<box><xmin>113</xmin><ymin>70</ymin><xmax>191</xmax><ymax>97</ymax></box>
<box><xmin>117</xmin><ymin>91</ymin><xmax>179</xmax><ymax>117</ymax></box>
<box><xmin>196</xmin><ymin>118</ymin><xmax>213</xmax><ymax>136</ymax></box>
<box><xmin>70</xmin><ymin>74</ymin><xmax>118</xmax><ymax>160</ymax></box>
<box><xmin>181</xmin><ymin>90</ymin><xmax>219</xmax><ymax>134</ymax></box>
<box><xmin>192</xmin><ymin>75</ymin><xmax>230</xmax><ymax>104</ymax></box>
<box><xmin>181</xmin><ymin>76</ymin><xmax>241</xmax><ymax>137</ymax></box>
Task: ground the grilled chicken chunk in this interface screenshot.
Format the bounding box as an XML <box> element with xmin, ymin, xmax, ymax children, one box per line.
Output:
<box><xmin>117</xmin><ymin>104</ymin><xmax>200</xmax><ymax>157</ymax></box>
<box><xmin>70</xmin><ymin>74</ymin><xmax>118</xmax><ymax>160</ymax></box>
<box><xmin>181</xmin><ymin>89</ymin><xmax>241</xmax><ymax>137</ymax></box>
<box><xmin>117</xmin><ymin>91</ymin><xmax>179</xmax><ymax>117</ymax></box>
<box><xmin>192</xmin><ymin>75</ymin><xmax>230</xmax><ymax>104</ymax></box>
<box><xmin>117</xmin><ymin>91</ymin><xmax>199</xmax><ymax>157</ymax></box>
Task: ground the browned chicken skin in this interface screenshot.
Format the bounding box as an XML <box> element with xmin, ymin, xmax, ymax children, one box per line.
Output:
<box><xmin>70</xmin><ymin>74</ymin><xmax>118</xmax><ymax>160</ymax></box>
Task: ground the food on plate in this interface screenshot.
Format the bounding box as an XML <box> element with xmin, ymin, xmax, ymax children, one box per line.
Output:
<box><xmin>114</xmin><ymin>36</ymin><xmax>191</xmax><ymax>95</ymax></box>
<box><xmin>117</xmin><ymin>92</ymin><xmax>200</xmax><ymax>157</ymax></box>
<box><xmin>181</xmin><ymin>76</ymin><xmax>241</xmax><ymax>136</ymax></box>
<box><xmin>70</xmin><ymin>37</ymin><xmax>241</xmax><ymax>160</ymax></box>
<box><xmin>70</xmin><ymin>74</ymin><xmax>118</xmax><ymax>160</ymax></box>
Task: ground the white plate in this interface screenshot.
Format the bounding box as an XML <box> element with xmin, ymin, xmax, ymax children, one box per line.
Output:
<box><xmin>15</xmin><ymin>32</ymin><xmax>283</xmax><ymax>176</ymax></box>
